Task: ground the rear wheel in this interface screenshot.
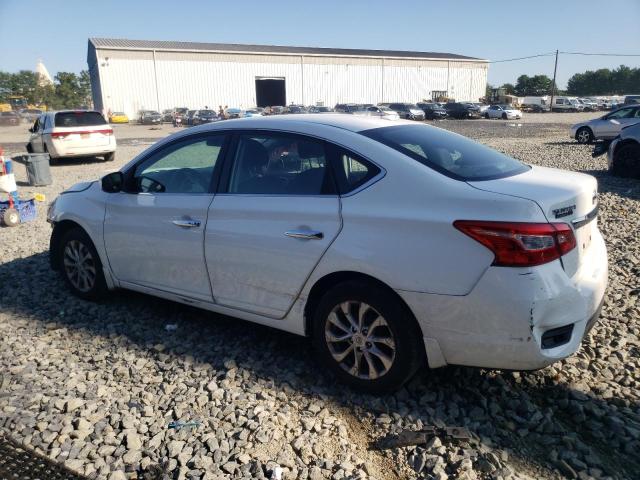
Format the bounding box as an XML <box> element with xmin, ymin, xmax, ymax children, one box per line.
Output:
<box><xmin>58</xmin><ymin>228</ymin><xmax>108</xmax><ymax>300</ymax></box>
<box><xmin>611</xmin><ymin>143</ymin><xmax>640</xmax><ymax>178</ymax></box>
<box><xmin>502</xmin><ymin>113</ymin><xmax>508</xmax><ymax>120</ymax></box>
<box><xmin>104</xmin><ymin>152</ymin><xmax>115</xmax><ymax>162</ymax></box>
<box><xmin>576</xmin><ymin>127</ymin><xmax>594</xmax><ymax>144</ymax></box>
<box><xmin>484</xmin><ymin>112</ymin><xmax>489</xmax><ymax>119</ymax></box>
<box><xmin>312</xmin><ymin>280</ymin><xmax>423</xmax><ymax>393</ymax></box>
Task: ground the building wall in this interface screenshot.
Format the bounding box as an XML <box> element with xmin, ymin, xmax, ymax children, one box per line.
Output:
<box><xmin>92</xmin><ymin>47</ymin><xmax>488</xmax><ymax>118</ymax></box>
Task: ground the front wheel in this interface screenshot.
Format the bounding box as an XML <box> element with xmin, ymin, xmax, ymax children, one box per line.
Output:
<box><xmin>104</xmin><ymin>152</ymin><xmax>115</xmax><ymax>162</ymax></box>
<box><xmin>484</xmin><ymin>113</ymin><xmax>489</xmax><ymax>119</ymax></box>
<box><xmin>502</xmin><ymin>113</ymin><xmax>507</xmax><ymax>120</ymax></box>
<box><xmin>611</xmin><ymin>144</ymin><xmax>640</xmax><ymax>178</ymax></box>
<box><xmin>312</xmin><ymin>280</ymin><xmax>423</xmax><ymax>393</ymax></box>
<box><xmin>576</xmin><ymin>127</ymin><xmax>593</xmax><ymax>144</ymax></box>
<box><xmin>58</xmin><ymin>228</ymin><xmax>108</xmax><ymax>300</ymax></box>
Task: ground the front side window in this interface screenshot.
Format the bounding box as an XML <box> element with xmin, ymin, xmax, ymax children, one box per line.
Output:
<box><xmin>228</xmin><ymin>134</ymin><xmax>332</xmax><ymax>195</ymax></box>
<box><xmin>362</xmin><ymin>124</ymin><xmax>529</xmax><ymax>181</ymax></box>
<box><xmin>132</xmin><ymin>135</ymin><xmax>225</xmax><ymax>194</ymax></box>
<box><xmin>607</xmin><ymin>108</ymin><xmax>634</xmax><ymax>119</ymax></box>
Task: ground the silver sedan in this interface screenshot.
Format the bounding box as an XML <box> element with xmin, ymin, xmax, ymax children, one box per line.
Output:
<box><xmin>571</xmin><ymin>105</ymin><xmax>640</xmax><ymax>144</ymax></box>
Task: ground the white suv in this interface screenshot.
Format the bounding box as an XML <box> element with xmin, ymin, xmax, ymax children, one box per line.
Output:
<box><xmin>27</xmin><ymin>110</ymin><xmax>116</xmax><ymax>162</ymax></box>
<box><xmin>47</xmin><ymin>115</ymin><xmax>607</xmax><ymax>392</ymax></box>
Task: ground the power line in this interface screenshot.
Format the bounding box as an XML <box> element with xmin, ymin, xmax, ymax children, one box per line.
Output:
<box><xmin>560</xmin><ymin>51</ymin><xmax>640</xmax><ymax>57</ymax></box>
<box><xmin>488</xmin><ymin>53</ymin><xmax>555</xmax><ymax>64</ymax></box>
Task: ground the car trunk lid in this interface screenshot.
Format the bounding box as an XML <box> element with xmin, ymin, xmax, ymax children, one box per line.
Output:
<box><xmin>468</xmin><ymin>165</ymin><xmax>598</xmax><ymax>277</ymax></box>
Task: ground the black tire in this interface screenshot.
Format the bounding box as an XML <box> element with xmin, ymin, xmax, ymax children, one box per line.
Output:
<box><xmin>576</xmin><ymin>127</ymin><xmax>594</xmax><ymax>144</ymax></box>
<box><xmin>611</xmin><ymin>143</ymin><xmax>640</xmax><ymax>178</ymax></box>
<box><xmin>502</xmin><ymin>113</ymin><xmax>507</xmax><ymax>120</ymax></box>
<box><xmin>312</xmin><ymin>280</ymin><xmax>423</xmax><ymax>393</ymax></box>
<box><xmin>58</xmin><ymin>228</ymin><xmax>108</xmax><ymax>301</ymax></box>
<box><xmin>2</xmin><ymin>208</ymin><xmax>20</xmax><ymax>227</ymax></box>
<box><xmin>484</xmin><ymin>113</ymin><xmax>489</xmax><ymax>119</ymax></box>
<box><xmin>104</xmin><ymin>152</ymin><xmax>115</xmax><ymax>162</ymax></box>
<box><xmin>26</xmin><ymin>143</ymin><xmax>33</xmax><ymax>153</ymax></box>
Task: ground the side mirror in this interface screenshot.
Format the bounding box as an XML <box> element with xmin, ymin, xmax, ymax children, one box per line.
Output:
<box><xmin>102</xmin><ymin>171</ymin><xmax>124</xmax><ymax>193</ymax></box>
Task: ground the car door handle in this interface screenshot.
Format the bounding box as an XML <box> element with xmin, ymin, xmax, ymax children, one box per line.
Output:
<box><xmin>172</xmin><ymin>219</ymin><xmax>201</xmax><ymax>228</ymax></box>
<box><xmin>285</xmin><ymin>230</ymin><xmax>324</xmax><ymax>240</ymax></box>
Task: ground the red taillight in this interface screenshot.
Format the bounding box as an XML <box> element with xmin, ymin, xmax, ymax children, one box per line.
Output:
<box><xmin>453</xmin><ymin>220</ymin><xmax>576</xmax><ymax>267</ymax></box>
<box><xmin>51</xmin><ymin>128</ymin><xmax>113</xmax><ymax>139</ymax></box>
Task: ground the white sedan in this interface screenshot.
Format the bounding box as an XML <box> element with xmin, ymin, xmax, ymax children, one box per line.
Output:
<box><xmin>485</xmin><ymin>104</ymin><xmax>523</xmax><ymax>120</ymax></box>
<box><xmin>48</xmin><ymin>115</ymin><xmax>606</xmax><ymax>392</ymax></box>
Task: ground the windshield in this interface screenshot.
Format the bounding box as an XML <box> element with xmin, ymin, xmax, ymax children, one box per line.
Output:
<box><xmin>361</xmin><ymin>124</ymin><xmax>530</xmax><ymax>181</ymax></box>
<box><xmin>55</xmin><ymin>111</ymin><xmax>106</xmax><ymax>127</ymax></box>
<box><xmin>199</xmin><ymin>110</ymin><xmax>215</xmax><ymax>115</ymax></box>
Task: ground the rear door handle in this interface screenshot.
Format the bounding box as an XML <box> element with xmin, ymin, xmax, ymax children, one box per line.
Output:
<box><xmin>172</xmin><ymin>219</ymin><xmax>201</xmax><ymax>228</ymax></box>
<box><xmin>285</xmin><ymin>230</ymin><xmax>324</xmax><ymax>240</ymax></box>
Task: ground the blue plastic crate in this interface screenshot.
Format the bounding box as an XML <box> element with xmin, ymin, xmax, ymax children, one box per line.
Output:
<box><xmin>0</xmin><ymin>198</ymin><xmax>37</xmax><ymax>224</ymax></box>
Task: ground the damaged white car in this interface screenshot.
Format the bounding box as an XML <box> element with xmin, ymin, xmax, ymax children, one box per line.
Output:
<box><xmin>48</xmin><ymin>115</ymin><xmax>607</xmax><ymax>392</ymax></box>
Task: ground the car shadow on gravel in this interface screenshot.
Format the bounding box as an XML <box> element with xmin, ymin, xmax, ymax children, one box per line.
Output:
<box><xmin>49</xmin><ymin>156</ymin><xmax>110</xmax><ymax>166</ymax></box>
<box><xmin>1</xmin><ymin>252</ymin><xmax>639</xmax><ymax>479</ymax></box>
<box><xmin>579</xmin><ymin>169</ymin><xmax>640</xmax><ymax>201</ymax></box>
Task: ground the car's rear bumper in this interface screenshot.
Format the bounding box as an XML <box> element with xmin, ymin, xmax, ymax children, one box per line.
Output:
<box><xmin>399</xmin><ymin>228</ymin><xmax>607</xmax><ymax>370</ymax></box>
<box><xmin>49</xmin><ymin>138</ymin><xmax>116</xmax><ymax>158</ymax></box>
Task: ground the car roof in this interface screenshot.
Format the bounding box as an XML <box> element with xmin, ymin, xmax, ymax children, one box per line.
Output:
<box><xmin>191</xmin><ymin>114</ymin><xmax>404</xmax><ymax>133</ymax></box>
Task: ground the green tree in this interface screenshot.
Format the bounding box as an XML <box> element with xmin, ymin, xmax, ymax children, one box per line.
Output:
<box><xmin>78</xmin><ymin>70</ymin><xmax>92</xmax><ymax>107</ymax></box>
<box><xmin>500</xmin><ymin>83</ymin><xmax>516</xmax><ymax>95</ymax></box>
<box><xmin>566</xmin><ymin>65</ymin><xmax>640</xmax><ymax>95</ymax></box>
<box><xmin>515</xmin><ymin>74</ymin><xmax>554</xmax><ymax>96</ymax></box>
<box><xmin>52</xmin><ymin>72</ymin><xmax>84</xmax><ymax>109</ymax></box>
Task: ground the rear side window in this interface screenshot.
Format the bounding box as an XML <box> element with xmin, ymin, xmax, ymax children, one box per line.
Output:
<box><xmin>361</xmin><ymin>124</ymin><xmax>529</xmax><ymax>181</ymax></box>
<box><xmin>228</xmin><ymin>133</ymin><xmax>333</xmax><ymax>195</ymax></box>
<box><xmin>330</xmin><ymin>148</ymin><xmax>381</xmax><ymax>194</ymax></box>
<box><xmin>55</xmin><ymin>111</ymin><xmax>106</xmax><ymax>127</ymax></box>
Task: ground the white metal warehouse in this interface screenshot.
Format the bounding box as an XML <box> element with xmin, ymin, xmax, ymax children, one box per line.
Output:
<box><xmin>87</xmin><ymin>38</ymin><xmax>488</xmax><ymax>118</ymax></box>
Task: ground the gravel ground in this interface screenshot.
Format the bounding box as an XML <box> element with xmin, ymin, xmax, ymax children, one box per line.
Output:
<box><xmin>1</xmin><ymin>115</ymin><xmax>639</xmax><ymax>480</ymax></box>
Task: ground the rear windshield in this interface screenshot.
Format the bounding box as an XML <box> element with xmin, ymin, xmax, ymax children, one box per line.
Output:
<box><xmin>361</xmin><ymin>124</ymin><xmax>530</xmax><ymax>181</ymax></box>
<box><xmin>55</xmin><ymin>111</ymin><xmax>106</xmax><ymax>127</ymax></box>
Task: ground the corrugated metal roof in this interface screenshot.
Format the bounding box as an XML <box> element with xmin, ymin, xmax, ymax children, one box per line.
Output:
<box><xmin>88</xmin><ymin>38</ymin><xmax>486</xmax><ymax>62</ymax></box>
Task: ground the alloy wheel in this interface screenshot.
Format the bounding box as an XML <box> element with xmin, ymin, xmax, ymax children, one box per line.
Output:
<box><xmin>324</xmin><ymin>301</ymin><xmax>396</xmax><ymax>379</ymax></box>
<box><xmin>63</xmin><ymin>240</ymin><xmax>97</xmax><ymax>293</ymax></box>
<box><xmin>577</xmin><ymin>128</ymin><xmax>592</xmax><ymax>144</ymax></box>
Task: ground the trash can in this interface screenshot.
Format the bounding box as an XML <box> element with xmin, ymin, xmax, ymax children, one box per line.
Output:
<box><xmin>22</xmin><ymin>153</ymin><xmax>52</xmax><ymax>186</ymax></box>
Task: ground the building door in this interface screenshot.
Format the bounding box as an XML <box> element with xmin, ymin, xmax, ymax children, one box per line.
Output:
<box><xmin>255</xmin><ymin>77</ymin><xmax>286</xmax><ymax>107</ymax></box>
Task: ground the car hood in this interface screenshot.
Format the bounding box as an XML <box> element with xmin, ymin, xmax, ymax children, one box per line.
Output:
<box><xmin>61</xmin><ymin>180</ymin><xmax>95</xmax><ymax>194</ymax></box>
<box><xmin>620</xmin><ymin>121</ymin><xmax>640</xmax><ymax>139</ymax></box>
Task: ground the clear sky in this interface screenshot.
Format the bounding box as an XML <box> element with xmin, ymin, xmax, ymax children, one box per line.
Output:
<box><xmin>1</xmin><ymin>0</ymin><xmax>639</xmax><ymax>89</ymax></box>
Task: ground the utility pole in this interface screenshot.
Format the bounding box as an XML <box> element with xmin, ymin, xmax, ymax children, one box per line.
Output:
<box><xmin>550</xmin><ymin>49</ymin><xmax>559</xmax><ymax>111</ymax></box>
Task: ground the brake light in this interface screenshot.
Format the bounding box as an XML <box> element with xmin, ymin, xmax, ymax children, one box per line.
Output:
<box><xmin>453</xmin><ymin>220</ymin><xmax>576</xmax><ymax>267</ymax></box>
<box><xmin>51</xmin><ymin>128</ymin><xmax>113</xmax><ymax>139</ymax></box>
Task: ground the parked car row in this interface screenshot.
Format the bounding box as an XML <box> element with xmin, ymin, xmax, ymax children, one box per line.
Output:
<box><xmin>101</xmin><ymin>99</ymin><xmax>534</xmax><ymax>129</ymax></box>
<box><xmin>519</xmin><ymin>95</ymin><xmax>639</xmax><ymax>113</ymax></box>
